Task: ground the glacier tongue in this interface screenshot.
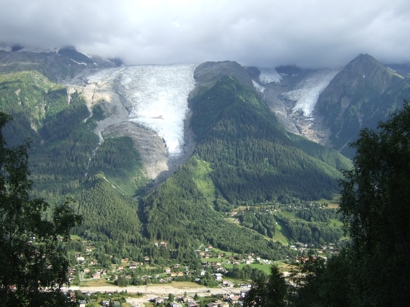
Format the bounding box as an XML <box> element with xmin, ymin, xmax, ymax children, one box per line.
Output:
<box><xmin>284</xmin><ymin>69</ymin><xmax>339</xmax><ymax>117</ymax></box>
<box><xmin>87</xmin><ymin>64</ymin><xmax>197</xmax><ymax>156</ymax></box>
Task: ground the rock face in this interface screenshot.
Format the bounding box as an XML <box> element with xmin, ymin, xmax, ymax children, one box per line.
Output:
<box><xmin>314</xmin><ymin>54</ymin><xmax>405</xmax><ymax>156</ymax></box>
<box><xmin>0</xmin><ymin>45</ymin><xmax>120</xmax><ymax>83</ymax></box>
<box><xmin>102</xmin><ymin>122</ymin><xmax>168</xmax><ymax>179</ymax></box>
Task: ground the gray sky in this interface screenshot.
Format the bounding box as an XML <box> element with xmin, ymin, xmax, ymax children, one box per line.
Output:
<box><xmin>1</xmin><ymin>0</ymin><xmax>409</xmax><ymax>67</ymax></box>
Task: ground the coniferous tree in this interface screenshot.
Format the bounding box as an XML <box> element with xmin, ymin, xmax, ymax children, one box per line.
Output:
<box><xmin>339</xmin><ymin>102</ymin><xmax>410</xmax><ymax>306</ymax></box>
<box><xmin>0</xmin><ymin>113</ymin><xmax>82</xmax><ymax>306</ymax></box>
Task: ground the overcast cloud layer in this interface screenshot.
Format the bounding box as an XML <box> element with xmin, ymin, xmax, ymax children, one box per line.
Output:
<box><xmin>1</xmin><ymin>0</ymin><xmax>409</xmax><ymax>67</ymax></box>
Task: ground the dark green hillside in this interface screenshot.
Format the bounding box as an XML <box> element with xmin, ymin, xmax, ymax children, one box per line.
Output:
<box><xmin>0</xmin><ymin>61</ymin><xmax>349</xmax><ymax>267</ymax></box>
<box><xmin>315</xmin><ymin>54</ymin><xmax>405</xmax><ymax>157</ymax></box>
<box><xmin>138</xmin><ymin>74</ymin><xmax>349</xmax><ymax>257</ymax></box>
<box><xmin>139</xmin><ymin>157</ymin><xmax>289</xmax><ymax>260</ymax></box>
<box><xmin>0</xmin><ymin>69</ymin><xmax>149</xmax><ymax>257</ymax></box>
<box><xmin>0</xmin><ymin>70</ymin><xmax>73</xmax><ymax>144</ymax></box>
<box><xmin>76</xmin><ymin>176</ymin><xmax>147</xmax><ymax>252</ymax></box>
<box><xmin>190</xmin><ymin>75</ymin><xmax>350</xmax><ymax>203</ymax></box>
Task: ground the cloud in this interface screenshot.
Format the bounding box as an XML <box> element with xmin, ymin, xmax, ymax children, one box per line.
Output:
<box><xmin>0</xmin><ymin>0</ymin><xmax>409</xmax><ymax>67</ymax></box>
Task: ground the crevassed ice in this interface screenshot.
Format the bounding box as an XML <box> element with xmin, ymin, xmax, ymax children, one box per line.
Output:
<box><xmin>259</xmin><ymin>68</ymin><xmax>282</xmax><ymax>84</ymax></box>
<box><xmin>286</xmin><ymin>69</ymin><xmax>339</xmax><ymax>117</ymax></box>
<box><xmin>88</xmin><ymin>64</ymin><xmax>197</xmax><ymax>156</ymax></box>
<box><xmin>124</xmin><ymin>65</ymin><xmax>197</xmax><ymax>156</ymax></box>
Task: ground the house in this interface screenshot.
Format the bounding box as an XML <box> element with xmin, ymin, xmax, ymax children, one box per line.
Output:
<box><xmin>78</xmin><ymin>300</ymin><xmax>86</xmax><ymax>307</ymax></box>
<box><xmin>92</xmin><ymin>273</ymin><xmax>100</xmax><ymax>279</ymax></box>
<box><xmin>213</xmin><ymin>273</ymin><xmax>223</xmax><ymax>281</ymax></box>
<box><xmin>164</xmin><ymin>267</ymin><xmax>171</xmax><ymax>274</ymax></box>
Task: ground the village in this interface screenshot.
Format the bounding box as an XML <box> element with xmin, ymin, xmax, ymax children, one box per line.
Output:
<box><xmin>65</xmin><ymin>236</ymin><xmax>342</xmax><ymax>306</ymax></box>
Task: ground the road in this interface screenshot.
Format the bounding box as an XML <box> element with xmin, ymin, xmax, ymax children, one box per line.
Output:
<box><xmin>64</xmin><ymin>283</ymin><xmax>249</xmax><ymax>305</ymax></box>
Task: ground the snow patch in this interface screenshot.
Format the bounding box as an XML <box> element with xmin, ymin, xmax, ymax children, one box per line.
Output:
<box><xmin>71</xmin><ymin>59</ymin><xmax>87</xmax><ymax>66</ymax></box>
<box><xmin>259</xmin><ymin>68</ymin><xmax>282</xmax><ymax>84</ymax></box>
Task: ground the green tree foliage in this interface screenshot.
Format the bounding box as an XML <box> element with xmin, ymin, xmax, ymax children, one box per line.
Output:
<box><xmin>139</xmin><ymin>157</ymin><xmax>289</xmax><ymax>260</ymax></box>
<box><xmin>243</xmin><ymin>265</ymin><xmax>287</xmax><ymax>307</ymax></box>
<box><xmin>190</xmin><ymin>76</ymin><xmax>350</xmax><ymax>203</ymax></box>
<box><xmin>244</xmin><ymin>104</ymin><xmax>410</xmax><ymax>306</ymax></box>
<box><xmin>339</xmin><ymin>102</ymin><xmax>410</xmax><ymax>306</ymax></box>
<box><xmin>289</xmin><ymin>253</ymin><xmax>351</xmax><ymax>307</ymax></box>
<box><xmin>0</xmin><ymin>113</ymin><xmax>82</xmax><ymax>306</ymax></box>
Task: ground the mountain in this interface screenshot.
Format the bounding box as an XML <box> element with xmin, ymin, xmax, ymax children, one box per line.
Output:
<box><xmin>138</xmin><ymin>73</ymin><xmax>349</xmax><ymax>258</ymax></box>
<box><xmin>4</xmin><ymin>46</ymin><xmax>407</xmax><ymax>268</ymax></box>
<box><xmin>0</xmin><ymin>45</ymin><xmax>120</xmax><ymax>82</ymax></box>
<box><xmin>314</xmin><ymin>54</ymin><xmax>408</xmax><ymax>156</ymax></box>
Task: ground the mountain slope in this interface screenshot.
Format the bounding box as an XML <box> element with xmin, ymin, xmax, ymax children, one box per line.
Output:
<box><xmin>190</xmin><ymin>75</ymin><xmax>350</xmax><ymax>203</ymax></box>
<box><xmin>138</xmin><ymin>73</ymin><xmax>350</xmax><ymax>257</ymax></box>
<box><xmin>0</xmin><ymin>46</ymin><xmax>119</xmax><ymax>82</ymax></box>
<box><xmin>314</xmin><ymin>54</ymin><xmax>405</xmax><ymax>156</ymax></box>
<box><xmin>0</xmin><ymin>51</ymin><xmax>352</xmax><ymax>264</ymax></box>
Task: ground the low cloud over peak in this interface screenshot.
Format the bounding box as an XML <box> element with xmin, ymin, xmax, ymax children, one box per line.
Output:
<box><xmin>1</xmin><ymin>0</ymin><xmax>409</xmax><ymax>68</ymax></box>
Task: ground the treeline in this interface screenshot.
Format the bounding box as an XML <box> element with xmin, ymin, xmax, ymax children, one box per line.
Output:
<box><xmin>238</xmin><ymin>209</ymin><xmax>277</xmax><ymax>238</ymax></box>
<box><xmin>296</xmin><ymin>207</ymin><xmax>340</xmax><ymax>223</ymax></box>
<box><xmin>226</xmin><ymin>264</ymin><xmax>267</xmax><ymax>281</ymax></box>
<box><xmin>280</xmin><ymin>218</ymin><xmax>343</xmax><ymax>245</ymax></box>
<box><xmin>237</xmin><ymin>205</ymin><xmax>343</xmax><ymax>245</ymax></box>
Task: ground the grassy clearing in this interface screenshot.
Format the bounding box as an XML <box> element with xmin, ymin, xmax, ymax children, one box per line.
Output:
<box><xmin>272</xmin><ymin>218</ymin><xmax>289</xmax><ymax>245</ymax></box>
<box><xmin>329</xmin><ymin>218</ymin><xmax>343</xmax><ymax>227</ymax></box>
<box><xmin>316</xmin><ymin>194</ymin><xmax>341</xmax><ymax>208</ymax></box>
<box><xmin>192</xmin><ymin>158</ymin><xmax>216</xmax><ymax>204</ymax></box>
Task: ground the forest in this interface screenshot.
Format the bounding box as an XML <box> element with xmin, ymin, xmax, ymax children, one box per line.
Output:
<box><xmin>0</xmin><ymin>69</ymin><xmax>352</xmax><ymax>268</ymax></box>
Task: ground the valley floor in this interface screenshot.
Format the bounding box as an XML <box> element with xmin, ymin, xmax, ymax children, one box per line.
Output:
<box><xmin>64</xmin><ymin>282</ymin><xmax>249</xmax><ymax>305</ymax></box>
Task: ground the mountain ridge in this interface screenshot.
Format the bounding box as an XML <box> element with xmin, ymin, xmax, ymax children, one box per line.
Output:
<box><xmin>0</xmin><ymin>46</ymin><xmax>409</xmax><ymax>270</ymax></box>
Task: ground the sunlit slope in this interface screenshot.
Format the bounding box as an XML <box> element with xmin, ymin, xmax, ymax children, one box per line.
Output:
<box><xmin>139</xmin><ymin>75</ymin><xmax>350</xmax><ymax>256</ymax></box>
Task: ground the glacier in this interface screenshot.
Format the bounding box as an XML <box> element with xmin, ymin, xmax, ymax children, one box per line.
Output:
<box><xmin>86</xmin><ymin>64</ymin><xmax>197</xmax><ymax>156</ymax></box>
<box><xmin>283</xmin><ymin>69</ymin><xmax>339</xmax><ymax>117</ymax></box>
